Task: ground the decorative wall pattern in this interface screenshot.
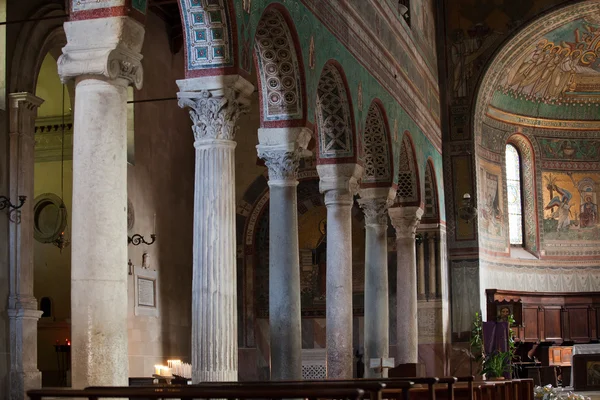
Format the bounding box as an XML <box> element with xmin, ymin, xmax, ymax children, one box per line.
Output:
<box><xmin>254</xmin><ymin>9</ymin><xmax>303</xmax><ymax>122</ymax></box>
<box><xmin>181</xmin><ymin>0</ymin><xmax>234</xmax><ymax>71</ymax></box>
<box><xmin>538</xmin><ymin>138</ymin><xmax>600</xmax><ymax>161</ymax></box>
<box><xmin>71</xmin><ymin>0</ymin><xmax>124</xmax><ymax>12</ymax></box>
<box><xmin>396</xmin><ymin>134</ymin><xmax>419</xmax><ymax>204</ymax></box>
<box><xmin>361</xmin><ymin>102</ymin><xmax>392</xmax><ymax>185</ymax></box>
<box><xmin>316</xmin><ymin>64</ymin><xmax>354</xmax><ymax>160</ymax></box>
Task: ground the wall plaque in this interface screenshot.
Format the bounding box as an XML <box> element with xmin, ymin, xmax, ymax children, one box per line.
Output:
<box><xmin>134</xmin><ymin>266</ymin><xmax>159</xmax><ymax>317</ymax></box>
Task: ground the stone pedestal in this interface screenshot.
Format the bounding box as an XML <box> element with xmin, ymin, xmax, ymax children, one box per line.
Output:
<box><xmin>257</xmin><ymin>127</ymin><xmax>311</xmax><ymax>381</ymax></box>
<box><xmin>317</xmin><ymin>163</ymin><xmax>363</xmax><ymax>379</ymax></box>
<box><xmin>389</xmin><ymin>206</ymin><xmax>423</xmax><ymax>365</ymax></box>
<box><xmin>7</xmin><ymin>92</ymin><xmax>44</xmax><ymax>400</ymax></box>
<box><xmin>177</xmin><ymin>75</ymin><xmax>253</xmax><ymax>382</ymax></box>
<box><xmin>58</xmin><ymin>16</ymin><xmax>145</xmax><ymax>389</ymax></box>
<box><xmin>357</xmin><ymin>187</ymin><xmax>394</xmax><ymax>378</ymax></box>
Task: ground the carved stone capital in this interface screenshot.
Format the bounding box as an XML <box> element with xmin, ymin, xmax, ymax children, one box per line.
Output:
<box><xmin>177</xmin><ymin>75</ymin><xmax>254</xmax><ymax>142</ymax></box>
<box><xmin>389</xmin><ymin>206</ymin><xmax>424</xmax><ymax>239</ymax></box>
<box><xmin>317</xmin><ymin>163</ymin><xmax>363</xmax><ymax>206</ymax></box>
<box><xmin>58</xmin><ymin>17</ymin><xmax>145</xmax><ymax>88</ymax></box>
<box><xmin>257</xmin><ymin>127</ymin><xmax>312</xmax><ymax>185</ymax></box>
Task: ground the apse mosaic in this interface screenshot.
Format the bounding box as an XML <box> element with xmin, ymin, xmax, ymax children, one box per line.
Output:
<box><xmin>497</xmin><ymin>17</ymin><xmax>600</xmax><ymax>105</ymax></box>
<box><xmin>542</xmin><ymin>172</ymin><xmax>600</xmax><ymax>242</ymax></box>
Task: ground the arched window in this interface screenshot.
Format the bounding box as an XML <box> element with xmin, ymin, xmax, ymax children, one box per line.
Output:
<box><xmin>506</xmin><ymin>144</ymin><xmax>523</xmax><ymax>245</ymax></box>
<box><xmin>40</xmin><ymin>297</ymin><xmax>52</xmax><ymax>318</ymax></box>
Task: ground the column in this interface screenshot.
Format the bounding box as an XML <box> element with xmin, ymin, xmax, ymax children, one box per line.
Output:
<box><xmin>388</xmin><ymin>206</ymin><xmax>423</xmax><ymax>365</ymax></box>
<box><xmin>428</xmin><ymin>233</ymin><xmax>437</xmax><ymax>297</ymax></box>
<box><xmin>7</xmin><ymin>93</ymin><xmax>44</xmax><ymax>400</ymax></box>
<box><xmin>57</xmin><ymin>16</ymin><xmax>144</xmax><ymax>388</ymax></box>
<box><xmin>257</xmin><ymin>127</ymin><xmax>311</xmax><ymax>381</ymax></box>
<box><xmin>177</xmin><ymin>75</ymin><xmax>253</xmax><ymax>382</ymax></box>
<box><xmin>316</xmin><ymin>163</ymin><xmax>363</xmax><ymax>379</ymax></box>
<box><xmin>357</xmin><ymin>188</ymin><xmax>394</xmax><ymax>378</ymax></box>
<box><xmin>418</xmin><ymin>236</ymin><xmax>426</xmax><ymax>296</ymax></box>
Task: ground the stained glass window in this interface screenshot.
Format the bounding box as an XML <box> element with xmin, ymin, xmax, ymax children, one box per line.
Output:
<box><xmin>506</xmin><ymin>144</ymin><xmax>523</xmax><ymax>245</ymax></box>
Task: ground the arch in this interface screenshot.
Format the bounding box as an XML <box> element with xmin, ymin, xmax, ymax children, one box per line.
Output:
<box><xmin>9</xmin><ymin>4</ymin><xmax>67</xmax><ymax>94</ymax></box>
<box><xmin>315</xmin><ymin>61</ymin><xmax>356</xmax><ymax>163</ymax></box>
<box><xmin>178</xmin><ymin>0</ymin><xmax>238</xmax><ymax>77</ymax></box>
<box><xmin>473</xmin><ymin>1</ymin><xmax>600</xmax><ymax>141</ymax></box>
<box><xmin>253</xmin><ymin>5</ymin><xmax>306</xmax><ymax>127</ymax></box>
<box><xmin>422</xmin><ymin>158</ymin><xmax>440</xmax><ymax>223</ymax></box>
<box><xmin>395</xmin><ymin>131</ymin><xmax>421</xmax><ymax>206</ymax></box>
<box><xmin>39</xmin><ymin>297</ymin><xmax>53</xmax><ymax>318</ymax></box>
<box><xmin>360</xmin><ymin>100</ymin><xmax>393</xmax><ymax>187</ymax></box>
<box><xmin>506</xmin><ymin>133</ymin><xmax>540</xmax><ymax>255</ymax></box>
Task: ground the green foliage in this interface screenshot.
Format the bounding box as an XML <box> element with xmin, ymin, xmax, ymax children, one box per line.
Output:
<box><xmin>470</xmin><ymin>312</ymin><xmax>484</xmax><ymax>371</ymax></box>
<box><xmin>482</xmin><ymin>351</ymin><xmax>510</xmax><ymax>378</ymax></box>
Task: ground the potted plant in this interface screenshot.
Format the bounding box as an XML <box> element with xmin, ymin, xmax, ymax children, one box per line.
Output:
<box><xmin>482</xmin><ymin>351</ymin><xmax>510</xmax><ymax>380</ymax></box>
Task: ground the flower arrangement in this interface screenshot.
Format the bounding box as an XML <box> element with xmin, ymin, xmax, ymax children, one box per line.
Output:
<box><xmin>534</xmin><ymin>385</ymin><xmax>590</xmax><ymax>400</ymax></box>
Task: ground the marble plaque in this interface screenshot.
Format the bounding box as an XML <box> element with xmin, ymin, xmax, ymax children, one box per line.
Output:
<box><xmin>134</xmin><ymin>266</ymin><xmax>159</xmax><ymax>317</ymax></box>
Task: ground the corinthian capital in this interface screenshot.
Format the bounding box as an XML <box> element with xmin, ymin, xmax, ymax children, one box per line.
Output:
<box><xmin>388</xmin><ymin>206</ymin><xmax>424</xmax><ymax>239</ymax></box>
<box><xmin>177</xmin><ymin>75</ymin><xmax>254</xmax><ymax>142</ymax></box>
<box><xmin>317</xmin><ymin>163</ymin><xmax>363</xmax><ymax>206</ymax></box>
<box><xmin>58</xmin><ymin>17</ymin><xmax>145</xmax><ymax>88</ymax></box>
<box><xmin>358</xmin><ymin>187</ymin><xmax>395</xmax><ymax>226</ymax></box>
<box><xmin>256</xmin><ymin>127</ymin><xmax>312</xmax><ymax>185</ymax></box>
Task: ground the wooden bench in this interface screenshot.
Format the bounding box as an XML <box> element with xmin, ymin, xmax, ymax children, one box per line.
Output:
<box><xmin>28</xmin><ymin>386</ymin><xmax>366</xmax><ymax>400</ymax></box>
<box><xmin>88</xmin><ymin>379</ymin><xmax>412</xmax><ymax>400</ymax></box>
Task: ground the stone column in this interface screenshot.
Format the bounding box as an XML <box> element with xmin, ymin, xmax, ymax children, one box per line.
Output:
<box><xmin>58</xmin><ymin>16</ymin><xmax>144</xmax><ymax>389</ymax></box>
<box><xmin>257</xmin><ymin>127</ymin><xmax>311</xmax><ymax>381</ymax></box>
<box><xmin>418</xmin><ymin>237</ymin><xmax>426</xmax><ymax>296</ymax></box>
<box><xmin>357</xmin><ymin>187</ymin><xmax>394</xmax><ymax>378</ymax></box>
<box><xmin>7</xmin><ymin>93</ymin><xmax>44</xmax><ymax>400</ymax></box>
<box><xmin>389</xmin><ymin>206</ymin><xmax>423</xmax><ymax>365</ymax></box>
<box><xmin>428</xmin><ymin>233</ymin><xmax>437</xmax><ymax>297</ymax></box>
<box><xmin>316</xmin><ymin>163</ymin><xmax>363</xmax><ymax>379</ymax></box>
<box><xmin>177</xmin><ymin>75</ymin><xmax>253</xmax><ymax>382</ymax></box>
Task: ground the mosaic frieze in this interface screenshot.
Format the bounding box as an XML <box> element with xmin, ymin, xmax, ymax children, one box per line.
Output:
<box><xmin>181</xmin><ymin>0</ymin><xmax>234</xmax><ymax>71</ymax></box>
<box><xmin>538</xmin><ymin>138</ymin><xmax>600</xmax><ymax>161</ymax></box>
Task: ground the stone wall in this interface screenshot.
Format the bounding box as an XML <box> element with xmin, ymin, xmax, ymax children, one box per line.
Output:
<box><xmin>125</xmin><ymin>10</ymin><xmax>194</xmax><ymax>377</ymax></box>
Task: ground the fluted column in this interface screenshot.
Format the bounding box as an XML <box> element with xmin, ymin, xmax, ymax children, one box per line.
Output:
<box><xmin>177</xmin><ymin>75</ymin><xmax>253</xmax><ymax>383</ymax></box>
<box><xmin>428</xmin><ymin>233</ymin><xmax>437</xmax><ymax>296</ymax></box>
<box><xmin>7</xmin><ymin>93</ymin><xmax>44</xmax><ymax>400</ymax></box>
<box><xmin>357</xmin><ymin>187</ymin><xmax>394</xmax><ymax>378</ymax></box>
<box><xmin>58</xmin><ymin>16</ymin><xmax>144</xmax><ymax>389</ymax></box>
<box><xmin>317</xmin><ymin>164</ymin><xmax>363</xmax><ymax>379</ymax></box>
<box><xmin>418</xmin><ymin>236</ymin><xmax>426</xmax><ymax>297</ymax></box>
<box><xmin>389</xmin><ymin>206</ymin><xmax>423</xmax><ymax>365</ymax></box>
<box><xmin>257</xmin><ymin>127</ymin><xmax>311</xmax><ymax>381</ymax></box>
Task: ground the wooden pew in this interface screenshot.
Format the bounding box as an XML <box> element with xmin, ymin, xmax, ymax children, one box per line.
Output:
<box><xmin>86</xmin><ymin>380</ymin><xmax>401</xmax><ymax>400</ymax></box>
<box><xmin>28</xmin><ymin>386</ymin><xmax>366</xmax><ymax>400</ymax></box>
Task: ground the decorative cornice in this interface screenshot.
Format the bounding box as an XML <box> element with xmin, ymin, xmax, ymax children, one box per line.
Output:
<box><xmin>389</xmin><ymin>206</ymin><xmax>424</xmax><ymax>239</ymax></box>
<box><xmin>58</xmin><ymin>17</ymin><xmax>145</xmax><ymax>88</ymax></box>
<box><xmin>177</xmin><ymin>75</ymin><xmax>254</xmax><ymax>142</ymax></box>
<box><xmin>317</xmin><ymin>163</ymin><xmax>363</xmax><ymax>206</ymax></box>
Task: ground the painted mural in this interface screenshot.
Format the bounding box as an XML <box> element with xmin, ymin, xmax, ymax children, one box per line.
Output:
<box><xmin>539</xmin><ymin>138</ymin><xmax>600</xmax><ymax>161</ymax></box>
<box><xmin>478</xmin><ymin>159</ymin><xmax>504</xmax><ymax>243</ymax></box>
<box><xmin>498</xmin><ymin>17</ymin><xmax>600</xmax><ymax>104</ymax></box>
<box><xmin>542</xmin><ymin>172</ymin><xmax>599</xmax><ymax>241</ymax></box>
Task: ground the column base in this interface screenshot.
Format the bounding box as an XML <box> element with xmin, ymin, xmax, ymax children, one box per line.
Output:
<box><xmin>389</xmin><ymin>363</ymin><xmax>426</xmax><ymax>378</ymax></box>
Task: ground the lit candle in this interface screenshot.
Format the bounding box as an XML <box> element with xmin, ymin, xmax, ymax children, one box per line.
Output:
<box><xmin>154</xmin><ymin>365</ymin><xmax>161</xmax><ymax>375</ymax></box>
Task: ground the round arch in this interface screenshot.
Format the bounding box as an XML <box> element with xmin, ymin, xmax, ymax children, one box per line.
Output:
<box><xmin>395</xmin><ymin>131</ymin><xmax>421</xmax><ymax>207</ymax></box>
<box><xmin>360</xmin><ymin>99</ymin><xmax>393</xmax><ymax>188</ymax></box>
<box><xmin>253</xmin><ymin>4</ymin><xmax>307</xmax><ymax>127</ymax></box>
<box><xmin>314</xmin><ymin>60</ymin><xmax>356</xmax><ymax>164</ymax></box>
